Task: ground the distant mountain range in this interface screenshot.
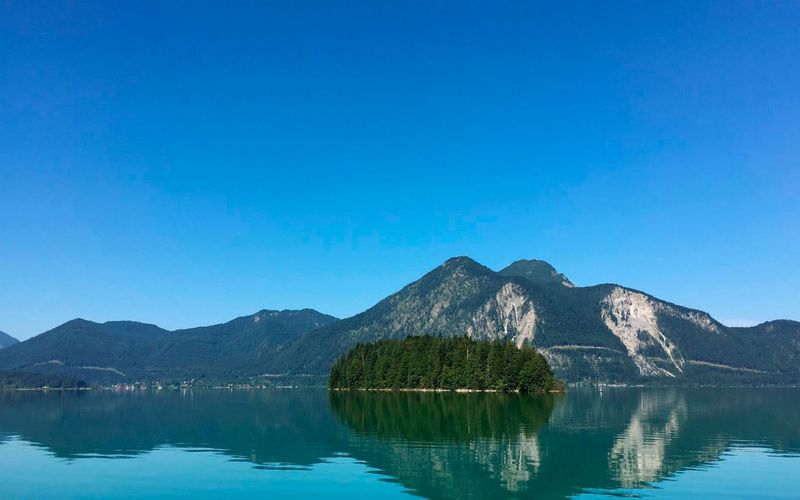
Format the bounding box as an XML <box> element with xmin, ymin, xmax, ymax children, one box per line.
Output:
<box><xmin>0</xmin><ymin>310</ymin><xmax>336</xmax><ymax>384</ymax></box>
<box><xmin>1</xmin><ymin>257</ymin><xmax>798</xmax><ymax>385</ymax></box>
<box><xmin>0</xmin><ymin>331</ymin><xmax>19</xmax><ymax>350</ymax></box>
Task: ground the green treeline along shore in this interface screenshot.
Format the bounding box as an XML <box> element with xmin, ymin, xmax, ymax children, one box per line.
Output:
<box><xmin>329</xmin><ymin>336</ymin><xmax>562</xmax><ymax>392</ymax></box>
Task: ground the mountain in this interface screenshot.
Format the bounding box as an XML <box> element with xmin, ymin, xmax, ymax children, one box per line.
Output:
<box><xmin>1</xmin><ymin>257</ymin><xmax>798</xmax><ymax>385</ymax></box>
<box><xmin>0</xmin><ymin>310</ymin><xmax>337</xmax><ymax>384</ymax></box>
<box><xmin>278</xmin><ymin>257</ymin><xmax>800</xmax><ymax>384</ymax></box>
<box><xmin>158</xmin><ymin>309</ymin><xmax>338</xmax><ymax>380</ymax></box>
<box><xmin>499</xmin><ymin>259</ymin><xmax>575</xmax><ymax>287</ymax></box>
<box><xmin>0</xmin><ymin>331</ymin><xmax>19</xmax><ymax>350</ymax></box>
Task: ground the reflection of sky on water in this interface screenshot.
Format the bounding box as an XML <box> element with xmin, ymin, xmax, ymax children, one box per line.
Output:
<box><xmin>3</xmin><ymin>436</ymin><xmax>798</xmax><ymax>499</ymax></box>
<box><xmin>0</xmin><ymin>437</ymin><xmax>412</xmax><ymax>499</ymax></box>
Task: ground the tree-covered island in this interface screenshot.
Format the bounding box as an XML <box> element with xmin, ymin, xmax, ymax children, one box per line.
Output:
<box><xmin>329</xmin><ymin>336</ymin><xmax>562</xmax><ymax>392</ymax></box>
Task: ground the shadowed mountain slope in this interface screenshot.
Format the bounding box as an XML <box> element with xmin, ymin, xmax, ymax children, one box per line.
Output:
<box><xmin>0</xmin><ymin>310</ymin><xmax>337</xmax><ymax>383</ymax></box>
<box><xmin>0</xmin><ymin>331</ymin><xmax>19</xmax><ymax>350</ymax></box>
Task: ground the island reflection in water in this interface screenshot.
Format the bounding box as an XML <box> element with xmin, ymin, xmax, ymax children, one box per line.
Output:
<box><xmin>0</xmin><ymin>388</ymin><xmax>798</xmax><ymax>499</ymax></box>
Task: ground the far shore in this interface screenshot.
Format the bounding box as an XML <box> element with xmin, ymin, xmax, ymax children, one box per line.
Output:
<box><xmin>4</xmin><ymin>383</ymin><xmax>799</xmax><ymax>392</ymax></box>
<box><xmin>0</xmin><ymin>387</ymin><xmax>93</xmax><ymax>392</ymax></box>
<box><xmin>329</xmin><ymin>387</ymin><xmax>565</xmax><ymax>394</ymax></box>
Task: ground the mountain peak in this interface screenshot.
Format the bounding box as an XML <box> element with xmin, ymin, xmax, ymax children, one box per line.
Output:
<box><xmin>443</xmin><ymin>256</ymin><xmax>478</xmax><ymax>266</ymax></box>
<box><xmin>498</xmin><ymin>259</ymin><xmax>575</xmax><ymax>287</ymax></box>
<box><xmin>250</xmin><ymin>308</ymin><xmax>339</xmax><ymax>323</ymax></box>
<box><xmin>439</xmin><ymin>256</ymin><xmax>496</xmax><ymax>276</ymax></box>
<box><xmin>63</xmin><ymin>318</ymin><xmax>95</xmax><ymax>327</ymax></box>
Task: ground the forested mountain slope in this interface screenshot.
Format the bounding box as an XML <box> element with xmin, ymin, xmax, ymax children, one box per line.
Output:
<box><xmin>0</xmin><ymin>310</ymin><xmax>337</xmax><ymax>383</ymax></box>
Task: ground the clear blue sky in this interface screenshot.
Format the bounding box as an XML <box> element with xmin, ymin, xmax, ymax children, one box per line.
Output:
<box><xmin>1</xmin><ymin>1</ymin><xmax>798</xmax><ymax>340</ymax></box>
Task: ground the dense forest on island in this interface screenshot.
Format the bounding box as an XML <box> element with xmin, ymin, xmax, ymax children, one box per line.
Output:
<box><xmin>328</xmin><ymin>336</ymin><xmax>561</xmax><ymax>392</ymax></box>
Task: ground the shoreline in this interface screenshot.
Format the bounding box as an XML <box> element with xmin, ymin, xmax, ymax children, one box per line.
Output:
<box><xmin>0</xmin><ymin>387</ymin><xmax>94</xmax><ymax>392</ymax></box>
<box><xmin>4</xmin><ymin>382</ymin><xmax>800</xmax><ymax>392</ymax></box>
<box><xmin>329</xmin><ymin>387</ymin><xmax>564</xmax><ymax>394</ymax></box>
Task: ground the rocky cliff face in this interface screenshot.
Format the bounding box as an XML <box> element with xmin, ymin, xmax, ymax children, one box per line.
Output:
<box><xmin>600</xmin><ymin>287</ymin><xmax>686</xmax><ymax>377</ymax></box>
<box><xmin>467</xmin><ymin>283</ymin><xmax>538</xmax><ymax>346</ymax></box>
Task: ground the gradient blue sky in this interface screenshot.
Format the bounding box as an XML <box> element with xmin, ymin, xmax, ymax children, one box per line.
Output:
<box><xmin>1</xmin><ymin>1</ymin><xmax>798</xmax><ymax>340</ymax></box>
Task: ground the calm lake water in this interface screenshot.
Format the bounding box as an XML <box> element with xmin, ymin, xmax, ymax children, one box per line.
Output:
<box><xmin>0</xmin><ymin>388</ymin><xmax>798</xmax><ymax>499</ymax></box>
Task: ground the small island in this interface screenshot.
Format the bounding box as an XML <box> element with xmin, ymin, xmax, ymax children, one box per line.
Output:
<box><xmin>329</xmin><ymin>336</ymin><xmax>561</xmax><ymax>392</ymax></box>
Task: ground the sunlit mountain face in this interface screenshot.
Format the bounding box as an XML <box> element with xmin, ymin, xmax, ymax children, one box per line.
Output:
<box><xmin>0</xmin><ymin>388</ymin><xmax>798</xmax><ymax>499</ymax></box>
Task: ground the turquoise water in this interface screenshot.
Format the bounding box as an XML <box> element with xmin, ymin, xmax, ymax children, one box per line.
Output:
<box><xmin>0</xmin><ymin>388</ymin><xmax>797</xmax><ymax>499</ymax></box>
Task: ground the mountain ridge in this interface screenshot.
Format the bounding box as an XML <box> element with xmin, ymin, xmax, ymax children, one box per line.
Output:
<box><xmin>0</xmin><ymin>309</ymin><xmax>338</xmax><ymax>383</ymax></box>
<box><xmin>0</xmin><ymin>331</ymin><xmax>18</xmax><ymax>350</ymax></box>
<box><xmin>1</xmin><ymin>257</ymin><xmax>797</xmax><ymax>385</ymax></box>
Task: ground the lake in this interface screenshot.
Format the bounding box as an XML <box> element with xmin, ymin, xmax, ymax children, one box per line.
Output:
<box><xmin>0</xmin><ymin>387</ymin><xmax>798</xmax><ymax>499</ymax></box>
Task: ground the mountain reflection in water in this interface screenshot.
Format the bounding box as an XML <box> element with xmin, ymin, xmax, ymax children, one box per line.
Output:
<box><xmin>0</xmin><ymin>387</ymin><xmax>797</xmax><ymax>499</ymax></box>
